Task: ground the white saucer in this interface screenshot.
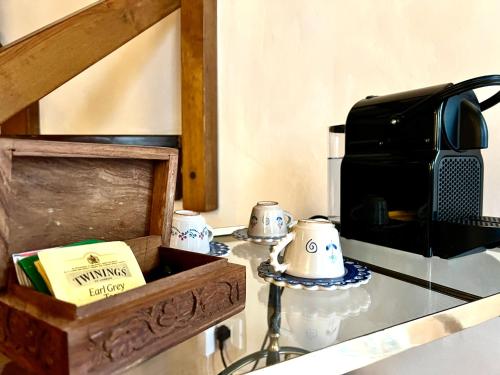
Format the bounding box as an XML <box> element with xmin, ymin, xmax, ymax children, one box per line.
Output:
<box><xmin>232</xmin><ymin>227</ymin><xmax>285</xmax><ymax>245</ymax></box>
<box><xmin>257</xmin><ymin>260</ymin><xmax>371</xmax><ymax>291</ymax></box>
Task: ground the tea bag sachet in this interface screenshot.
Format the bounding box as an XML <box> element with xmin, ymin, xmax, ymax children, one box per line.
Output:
<box><xmin>37</xmin><ymin>241</ymin><xmax>146</xmax><ymax>306</ymax></box>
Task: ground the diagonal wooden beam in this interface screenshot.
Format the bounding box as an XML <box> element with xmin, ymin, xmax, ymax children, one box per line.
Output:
<box><xmin>0</xmin><ymin>103</ymin><xmax>40</xmax><ymax>135</ymax></box>
<box><xmin>0</xmin><ymin>42</ymin><xmax>40</xmax><ymax>135</ymax></box>
<box><xmin>0</xmin><ymin>0</ymin><xmax>181</xmax><ymax>125</ymax></box>
<box><xmin>181</xmin><ymin>0</ymin><xmax>218</xmax><ymax>212</ymax></box>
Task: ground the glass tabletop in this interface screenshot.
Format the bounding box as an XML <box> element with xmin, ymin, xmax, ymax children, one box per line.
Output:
<box><xmin>341</xmin><ymin>238</ymin><xmax>500</xmax><ymax>298</ymax></box>
<box><xmin>122</xmin><ymin>236</ymin><xmax>464</xmax><ymax>375</ymax></box>
<box><xmin>0</xmin><ymin>235</ymin><xmax>490</xmax><ymax>375</ymax></box>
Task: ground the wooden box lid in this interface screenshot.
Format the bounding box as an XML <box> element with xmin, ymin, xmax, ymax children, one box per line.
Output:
<box><xmin>0</xmin><ymin>138</ymin><xmax>178</xmax><ymax>289</ymax></box>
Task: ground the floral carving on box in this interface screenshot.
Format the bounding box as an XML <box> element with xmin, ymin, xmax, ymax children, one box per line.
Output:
<box><xmin>88</xmin><ymin>278</ymin><xmax>241</xmax><ymax>369</ymax></box>
<box><xmin>0</xmin><ymin>304</ymin><xmax>65</xmax><ymax>372</ymax></box>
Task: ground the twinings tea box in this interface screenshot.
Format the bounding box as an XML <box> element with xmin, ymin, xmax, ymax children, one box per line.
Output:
<box><xmin>37</xmin><ymin>241</ymin><xmax>146</xmax><ymax>306</ymax></box>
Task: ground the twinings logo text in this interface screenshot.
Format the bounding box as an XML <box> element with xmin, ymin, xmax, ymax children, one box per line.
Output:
<box><xmin>70</xmin><ymin>266</ymin><xmax>130</xmax><ymax>287</ymax></box>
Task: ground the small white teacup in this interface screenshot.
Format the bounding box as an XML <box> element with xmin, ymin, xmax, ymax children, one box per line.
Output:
<box><xmin>247</xmin><ymin>201</ymin><xmax>295</xmax><ymax>239</ymax></box>
<box><xmin>269</xmin><ymin>219</ymin><xmax>344</xmax><ymax>278</ymax></box>
<box><xmin>170</xmin><ymin>210</ymin><xmax>213</xmax><ymax>254</ymax></box>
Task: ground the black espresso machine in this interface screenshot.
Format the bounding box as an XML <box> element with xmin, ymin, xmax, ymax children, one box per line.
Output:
<box><xmin>340</xmin><ymin>75</ymin><xmax>500</xmax><ymax>258</ymax></box>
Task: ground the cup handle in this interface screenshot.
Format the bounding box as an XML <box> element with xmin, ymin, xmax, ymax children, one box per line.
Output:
<box><xmin>269</xmin><ymin>232</ymin><xmax>295</xmax><ymax>273</ymax></box>
<box><xmin>284</xmin><ymin>211</ymin><xmax>297</xmax><ymax>229</ymax></box>
<box><xmin>206</xmin><ymin>224</ymin><xmax>214</xmax><ymax>242</ymax></box>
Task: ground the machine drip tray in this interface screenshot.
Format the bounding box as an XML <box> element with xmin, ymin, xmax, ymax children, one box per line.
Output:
<box><xmin>433</xmin><ymin>216</ymin><xmax>500</xmax><ymax>258</ymax></box>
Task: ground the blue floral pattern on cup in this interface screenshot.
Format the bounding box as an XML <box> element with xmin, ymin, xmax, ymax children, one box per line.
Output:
<box><xmin>250</xmin><ymin>215</ymin><xmax>258</xmax><ymax>228</ymax></box>
<box><xmin>171</xmin><ymin>226</ymin><xmax>209</xmax><ymax>240</ymax></box>
<box><xmin>305</xmin><ymin>241</ymin><xmax>338</xmax><ymax>255</ymax></box>
<box><xmin>326</xmin><ymin>243</ymin><xmax>337</xmax><ymax>251</ymax></box>
<box><xmin>276</xmin><ymin>216</ymin><xmax>284</xmax><ymax>228</ymax></box>
<box><xmin>326</xmin><ymin>243</ymin><xmax>338</xmax><ymax>262</ymax></box>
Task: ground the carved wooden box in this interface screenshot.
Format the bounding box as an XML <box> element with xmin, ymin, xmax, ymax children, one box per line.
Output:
<box><xmin>0</xmin><ymin>139</ymin><xmax>246</xmax><ymax>374</ymax></box>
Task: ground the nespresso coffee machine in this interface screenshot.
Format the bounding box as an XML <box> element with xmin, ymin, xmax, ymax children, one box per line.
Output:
<box><xmin>341</xmin><ymin>75</ymin><xmax>500</xmax><ymax>258</ymax></box>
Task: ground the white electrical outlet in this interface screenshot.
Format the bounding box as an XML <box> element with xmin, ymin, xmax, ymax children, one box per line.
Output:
<box><xmin>204</xmin><ymin>326</ymin><xmax>216</xmax><ymax>356</ymax></box>
<box><xmin>223</xmin><ymin>317</ymin><xmax>246</xmax><ymax>351</ymax></box>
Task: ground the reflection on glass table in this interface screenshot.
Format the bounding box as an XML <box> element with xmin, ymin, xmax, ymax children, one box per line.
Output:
<box><xmin>342</xmin><ymin>238</ymin><xmax>500</xmax><ymax>298</ymax></box>
<box><xmin>218</xmin><ymin>285</ymin><xmax>308</xmax><ymax>374</ymax></box>
<box><xmin>279</xmin><ymin>285</ymin><xmax>371</xmax><ymax>352</ymax></box>
<box><xmin>0</xmin><ymin>236</ymin><xmax>470</xmax><ymax>374</ymax></box>
<box><xmin>120</xmin><ymin>237</ymin><xmax>463</xmax><ymax>375</ymax></box>
<box><xmin>217</xmin><ymin>283</ymin><xmax>369</xmax><ymax>374</ymax></box>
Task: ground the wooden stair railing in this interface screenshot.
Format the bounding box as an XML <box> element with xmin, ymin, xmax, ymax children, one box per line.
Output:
<box><xmin>0</xmin><ymin>103</ymin><xmax>40</xmax><ymax>136</ymax></box>
<box><xmin>0</xmin><ymin>42</ymin><xmax>40</xmax><ymax>136</ymax></box>
<box><xmin>181</xmin><ymin>0</ymin><xmax>218</xmax><ymax>211</ymax></box>
<box><xmin>0</xmin><ymin>0</ymin><xmax>181</xmax><ymax>123</ymax></box>
<box><xmin>0</xmin><ymin>0</ymin><xmax>217</xmax><ymax>212</ymax></box>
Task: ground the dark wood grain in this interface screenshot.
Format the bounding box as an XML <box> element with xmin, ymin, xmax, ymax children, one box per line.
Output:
<box><xmin>0</xmin><ymin>103</ymin><xmax>39</xmax><ymax>135</ymax></box>
<box><xmin>181</xmin><ymin>0</ymin><xmax>218</xmax><ymax>212</ymax></box>
<box><xmin>0</xmin><ymin>0</ymin><xmax>181</xmax><ymax>124</ymax></box>
<box><xmin>165</xmin><ymin>158</ymin><xmax>178</xmax><ymax>244</ymax></box>
<box><xmin>9</xmin><ymin>157</ymin><xmax>154</xmax><ymax>254</ymax></box>
<box><xmin>149</xmin><ymin>160</ymin><xmax>178</xmax><ymax>246</ymax></box>
<box><xmin>0</xmin><ymin>139</ymin><xmax>244</xmax><ymax>374</ymax></box>
<box><xmin>125</xmin><ymin>235</ymin><xmax>163</xmax><ymax>275</ymax></box>
<box><xmin>0</xmin><ymin>139</ymin><xmax>178</xmax><ymax>160</ymax></box>
<box><xmin>7</xmin><ymin>271</ymin><xmax>77</xmax><ymax>320</ymax></box>
<box><xmin>0</xmin><ymin>139</ymin><xmax>178</xmax><ymax>290</ymax></box>
<box><xmin>0</xmin><ymin>247</ymin><xmax>245</xmax><ymax>374</ymax></box>
<box><xmin>74</xmin><ymin>247</ymin><xmax>227</xmax><ymax>318</ymax></box>
<box><xmin>4</xmin><ymin>135</ymin><xmax>180</xmax><ymax>148</ymax></box>
<box><xmin>0</xmin><ymin>298</ymin><xmax>69</xmax><ymax>375</ymax></box>
<box><xmin>71</xmin><ymin>259</ymin><xmax>245</xmax><ymax>374</ymax></box>
<box><xmin>0</xmin><ymin>361</ymin><xmax>33</xmax><ymax>375</ymax></box>
<box><xmin>3</xmin><ymin>136</ymin><xmax>183</xmax><ymax>201</ymax></box>
<box><xmin>0</xmin><ymin>149</ymin><xmax>12</xmax><ymax>289</ymax></box>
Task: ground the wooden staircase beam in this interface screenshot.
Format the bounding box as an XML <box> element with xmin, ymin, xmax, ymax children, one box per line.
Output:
<box><xmin>0</xmin><ymin>0</ymin><xmax>181</xmax><ymax>125</ymax></box>
<box><xmin>181</xmin><ymin>0</ymin><xmax>218</xmax><ymax>211</ymax></box>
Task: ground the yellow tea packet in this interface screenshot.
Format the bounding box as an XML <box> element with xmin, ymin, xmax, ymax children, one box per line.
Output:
<box><xmin>34</xmin><ymin>260</ymin><xmax>54</xmax><ymax>295</ymax></box>
<box><xmin>37</xmin><ymin>241</ymin><xmax>146</xmax><ymax>306</ymax></box>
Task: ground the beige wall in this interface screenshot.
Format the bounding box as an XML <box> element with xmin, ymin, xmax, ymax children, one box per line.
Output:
<box><xmin>1</xmin><ymin>0</ymin><xmax>500</xmax><ymax>227</ymax></box>
<box><xmin>207</xmin><ymin>0</ymin><xmax>500</xmax><ymax>227</ymax></box>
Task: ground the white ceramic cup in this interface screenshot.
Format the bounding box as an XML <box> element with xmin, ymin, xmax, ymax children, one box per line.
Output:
<box><xmin>170</xmin><ymin>210</ymin><xmax>214</xmax><ymax>254</ymax></box>
<box><xmin>269</xmin><ymin>219</ymin><xmax>344</xmax><ymax>278</ymax></box>
<box><xmin>247</xmin><ymin>201</ymin><xmax>295</xmax><ymax>239</ymax></box>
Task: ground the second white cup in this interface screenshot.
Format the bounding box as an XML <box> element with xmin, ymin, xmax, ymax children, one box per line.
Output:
<box><xmin>170</xmin><ymin>210</ymin><xmax>213</xmax><ymax>254</ymax></box>
<box><xmin>247</xmin><ymin>201</ymin><xmax>295</xmax><ymax>239</ymax></box>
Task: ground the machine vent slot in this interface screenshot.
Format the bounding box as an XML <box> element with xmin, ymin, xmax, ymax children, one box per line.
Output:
<box><xmin>436</xmin><ymin>156</ymin><xmax>481</xmax><ymax>221</ymax></box>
